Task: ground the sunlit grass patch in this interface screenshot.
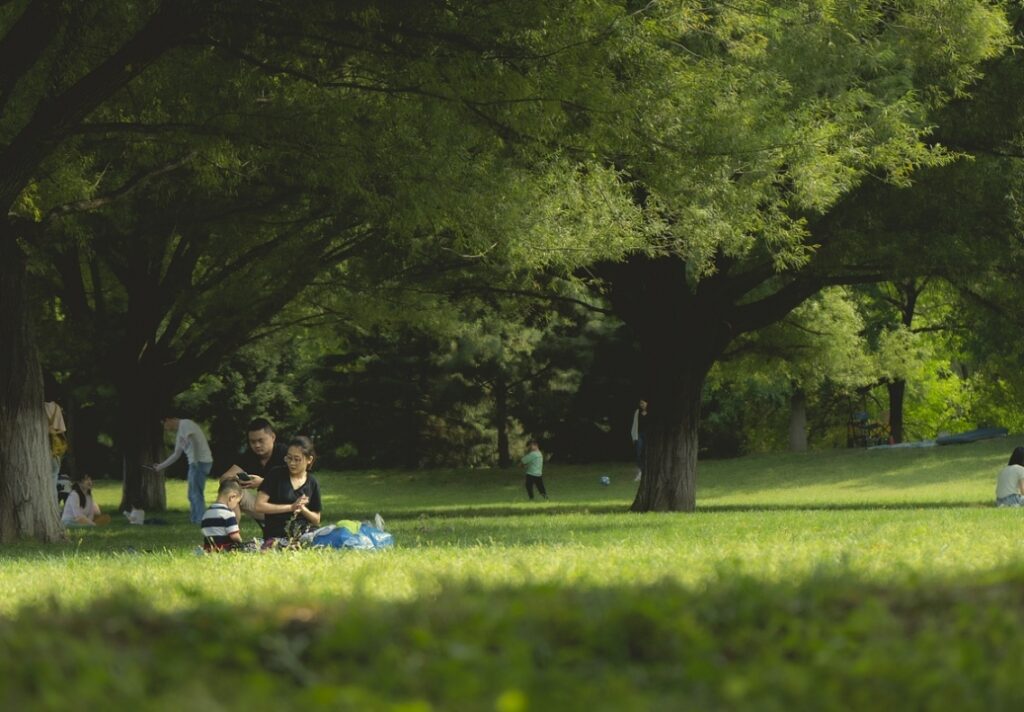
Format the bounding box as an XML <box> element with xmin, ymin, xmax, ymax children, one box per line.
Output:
<box><xmin>3</xmin><ymin>438</ymin><xmax>1024</xmax><ymax>708</ymax></box>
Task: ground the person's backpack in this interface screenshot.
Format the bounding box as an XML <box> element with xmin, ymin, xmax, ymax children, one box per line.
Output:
<box><xmin>47</xmin><ymin>407</ymin><xmax>68</xmax><ymax>457</ymax></box>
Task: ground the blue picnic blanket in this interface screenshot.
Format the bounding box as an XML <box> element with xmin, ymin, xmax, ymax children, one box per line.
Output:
<box><xmin>310</xmin><ymin>523</ymin><xmax>394</xmax><ymax>550</ymax></box>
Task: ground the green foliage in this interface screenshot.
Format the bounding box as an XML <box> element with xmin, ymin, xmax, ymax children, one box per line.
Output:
<box><xmin>702</xmin><ymin>289</ymin><xmax>875</xmax><ymax>453</ymax></box>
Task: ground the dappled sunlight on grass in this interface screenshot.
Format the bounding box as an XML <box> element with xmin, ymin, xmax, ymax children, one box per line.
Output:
<box><xmin>6</xmin><ymin>445</ymin><xmax>1024</xmax><ymax>708</ymax></box>
<box><xmin>3</xmin><ymin>439</ymin><xmax>1024</xmax><ymax>618</ymax></box>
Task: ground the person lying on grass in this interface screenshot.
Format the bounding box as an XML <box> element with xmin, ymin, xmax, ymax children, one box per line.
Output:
<box><xmin>201</xmin><ymin>479</ymin><xmax>244</xmax><ymax>551</ymax></box>
<box><xmin>254</xmin><ymin>435</ymin><xmax>322</xmax><ymax>541</ymax></box>
<box><xmin>995</xmin><ymin>446</ymin><xmax>1024</xmax><ymax>507</ymax></box>
<box><xmin>61</xmin><ymin>474</ymin><xmax>111</xmax><ymax>527</ymax></box>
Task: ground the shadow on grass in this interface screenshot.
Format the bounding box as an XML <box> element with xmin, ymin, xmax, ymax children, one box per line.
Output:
<box><xmin>380</xmin><ymin>499</ymin><xmax>993</xmax><ymax>523</ymax></box>
<box><xmin>699</xmin><ymin>501</ymin><xmax>990</xmax><ymax>513</ymax></box>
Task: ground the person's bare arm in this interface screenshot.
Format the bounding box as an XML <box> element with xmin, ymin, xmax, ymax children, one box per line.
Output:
<box><xmin>296</xmin><ymin>504</ymin><xmax>320</xmax><ymax>526</ymax></box>
<box><xmin>221</xmin><ymin>465</ymin><xmax>263</xmax><ymax>489</ymax></box>
<box><xmin>254</xmin><ymin>491</ymin><xmax>306</xmax><ymax>515</ymax></box>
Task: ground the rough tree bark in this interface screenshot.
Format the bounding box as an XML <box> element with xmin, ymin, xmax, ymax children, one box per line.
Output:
<box><xmin>789</xmin><ymin>389</ymin><xmax>808</xmax><ymax>452</ymax></box>
<box><xmin>494</xmin><ymin>368</ymin><xmax>511</xmax><ymax>468</ymax></box>
<box><xmin>116</xmin><ymin>371</ymin><xmax>168</xmax><ymax>512</ymax></box>
<box><xmin>605</xmin><ymin>254</ymin><xmax>822</xmax><ymax>512</ymax></box>
<box><xmin>0</xmin><ymin>239</ymin><xmax>63</xmax><ymax>542</ymax></box>
<box><xmin>886</xmin><ymin>278</ymin><xmax>923</xmax><ymax>444</ymax></box>
<box><xmin>0</xmin><ymin>1</ymin><xmax>206</xmax><ymax>540</ymax></box>
<box><xmin>887</xmin><ymin>379</ymin><xmax>906</xmax><ymax>444</ymax></box>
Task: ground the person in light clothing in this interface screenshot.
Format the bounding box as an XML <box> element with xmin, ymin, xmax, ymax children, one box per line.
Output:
<box><xmin>520</xmin><ymin>439</ymin><xmax>547</xmax><ymax>501</ymax></box>
<box><xmin>995</xmin><ymin>446</ymin><xmax>1024</xmax><ymax>507</ymax></box>
<box><xmin>61</xmin><ymin>474</ymin><xmax>109</xmax><ymax>527</ymax></box>
<box><xmin>152</xmin><ymin>416</ymin><xmax>213</xmax><ymax>524</ymax></box>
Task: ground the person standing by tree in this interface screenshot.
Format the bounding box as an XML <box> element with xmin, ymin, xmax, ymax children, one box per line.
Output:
<box><xmin>631</xmin><ymin>399</ymin><xmax>648</xmax><ymax>482</ymax></box>
<box><xmin>44</xmin><ymin>375</ymin><xmax>68</xmax><ymax>500</ymax></box>
<box><xmin>152</xmin><ymin>416</ymin><xmax>213</xmax><ymax>524</ymax></box>
<box><xmin>219</xmin><ymin>418</ymin><xmax>287</xmax><ymax>527</ymax></box>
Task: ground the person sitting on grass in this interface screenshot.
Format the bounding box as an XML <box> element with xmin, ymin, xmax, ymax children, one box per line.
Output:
<box><xmin>995</xmin><ymin>446</ymin><xmax>1024</xmax><ymax>507</ymax></box>
<box><xmin>520</xmin><ymin>438</ymin><xmax>548</xmax><ymax>501</ymax></box>
<box><xmin>254</xmin><ymin>435</ymin><xmax>322</xmax><ymax>541</ymax></box>
<box><xmin>61</xmin><ymin>474</ymin><xmax>111</xmax><ymax>527</ymax></box>
<box><xmin>201</xmin><ymin>480</ymin><xmax>244</xmax><ymax>551</ymax></box>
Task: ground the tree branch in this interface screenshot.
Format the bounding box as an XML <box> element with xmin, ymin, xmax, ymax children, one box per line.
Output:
<box><xmin>44</xmin><ymin>152</ymin><xmax>197</xmax><ymax>220</ymax></box>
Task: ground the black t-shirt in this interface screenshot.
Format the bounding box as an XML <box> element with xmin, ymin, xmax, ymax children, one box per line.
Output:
<box><xmin>233</xmin><ymin>442</ymin><xmax>288</xmax><ymax>477</ymax></box>
<box><xmin>637</xmin><ymin>410</ymin><xmax>647</xmax><ymax>436</ymax></box>
<box><xmin>258</xmin><ymin>465</ymin><xmax>322</xmax><ymax>538</ymax></box>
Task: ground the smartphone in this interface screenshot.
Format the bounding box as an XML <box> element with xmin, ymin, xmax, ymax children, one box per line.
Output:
<box><xmin>237</xmin><ymin>471</ymin><xmax>253</xmax><ymax>482</ymax></box>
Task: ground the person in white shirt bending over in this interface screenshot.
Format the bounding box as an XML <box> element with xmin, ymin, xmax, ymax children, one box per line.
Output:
<box><xmin>152</xmin><ymin>416</ymin><xmax>213</xmax><ymax>524</ymax></box>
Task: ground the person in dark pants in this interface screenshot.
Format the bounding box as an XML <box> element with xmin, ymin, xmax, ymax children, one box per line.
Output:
<box><xmin>520</xmin><ymin>439</ymin><xmax>547</xmax><ymax>500</ymax></box>
<box><xmin>631</xmin><ymin>399</ymin><xmax>648</xmax><ymax>482</ymax></box>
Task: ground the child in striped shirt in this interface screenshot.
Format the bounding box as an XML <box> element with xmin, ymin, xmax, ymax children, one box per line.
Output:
<box><xmin>201</xmin><ymin>480</ymin><xmax>244</xmax><ymax>551</ymax></box>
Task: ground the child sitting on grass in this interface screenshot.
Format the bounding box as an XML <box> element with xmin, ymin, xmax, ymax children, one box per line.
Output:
<box><xmin>201</xmin><ymin>480</ymin><xmax>244</xmax><ymax>551</ymax></box>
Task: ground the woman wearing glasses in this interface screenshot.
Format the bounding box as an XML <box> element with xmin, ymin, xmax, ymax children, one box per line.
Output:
<box><xmin>255</xmin><ymin>435</ymin><xmax>323</xmax><ymax>539</ymax></box>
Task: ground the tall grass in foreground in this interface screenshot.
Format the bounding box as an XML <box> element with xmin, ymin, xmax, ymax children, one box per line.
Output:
<box><xmin>2</xmin><ymin>438</ymin><xmax>1023</xmax><ymax>709</ymax></box>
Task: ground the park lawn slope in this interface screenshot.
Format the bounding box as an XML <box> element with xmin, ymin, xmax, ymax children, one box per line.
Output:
<box><xmin>2</xmin><ymin>437</ymin><xmax>1023</xmax><ymax>709</ymax></box>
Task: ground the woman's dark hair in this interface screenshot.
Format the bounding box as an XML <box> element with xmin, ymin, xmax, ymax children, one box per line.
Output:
<box><xmin>71</xmin><ymin>474</ymin><xmax>92</xmax><ymax>509</ymax></box>
<box><xmin>1009</xmin><ymin>447</ymin><xmax>1024</xmax><ymax>467</ymax></box>
<box><xmin>288</xmin><ymin>435</ymin><xmax>316</xmax><ymax>468</ymax></box>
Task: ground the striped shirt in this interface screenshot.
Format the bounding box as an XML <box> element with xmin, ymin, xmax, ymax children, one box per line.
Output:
<box><xmin>201</xmin><ymin>503</ymin><xmax>240</xmax><ymax>551</ymax></box>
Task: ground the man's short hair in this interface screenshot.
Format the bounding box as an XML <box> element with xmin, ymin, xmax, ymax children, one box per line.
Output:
<box><xmin>526</xmin><ymin>438</ymin><xmax>539</xmax><ymax>447</ymax></box>
<box><xmin>246</xmin><ymin>417</ymin><xmax>275</xmax><ymax>435</ymax></box>
<box><xmin>218</xmin><ymin>479</ymin><xmax>243</xmax><ymax>497</ymax></box>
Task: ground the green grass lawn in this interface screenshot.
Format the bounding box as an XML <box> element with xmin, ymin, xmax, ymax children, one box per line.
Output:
<box><xmin>3</xmin><ymin>438</ymin><xmax>1024</xmax><ymax>710</ymax></box>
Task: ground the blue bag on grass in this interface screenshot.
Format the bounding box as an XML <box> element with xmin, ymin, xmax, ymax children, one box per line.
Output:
<box><xmin>311</xmin><ymin>523</ymin><xmax>393</xmax><ymax>550</ymax></box>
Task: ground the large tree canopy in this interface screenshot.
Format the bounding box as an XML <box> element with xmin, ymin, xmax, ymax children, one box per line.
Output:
<box><xmin>1</xmin><ymin>1</ymin><xmax>1015</xmax><ymax>539</ymax></box>
<box><xmin>1</xmin><ymin>0</ymin><xmax>653</xmax><ymax>538</ymax></box>
<box><xmin>580</xmin><ymin>1</ymin><xmax>1010</xmax><ymax>511</ymax></box>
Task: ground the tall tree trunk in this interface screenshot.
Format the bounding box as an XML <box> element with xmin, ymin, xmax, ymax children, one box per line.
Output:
<box><xmin>0</xmin><ymin>239</ymin><xmax>63</xmax><ymax>542</ymax></box>
<box><xmin>886</xmin><ymin>278</ymin><xmax>921</xmax><ymax>445</ymax></box>
<box><xmin>887</xmin><ymin>379</ymin><xmax>906</xmax><ymax>444</ymax></box>
<box><xmin>789</xmin><ymin>389</ymin><xmax>808</xmax><ymax>452</ymax></box>
<box><xmin>62</xmin><ymin>390</ymin><xmax>78</xmax><ymax>479</ymax></box>
<box><xmin>495</xmin><ymin>370</ymin><xmax>511</xmax><ymax>468</ymax></box>
<box><xmin>631</xmin><ymin>370</ymin><xmax>704</xmax><ymax>512</ymax></box>
<box><xmin>117</xmin><ymin>371</ymin><xmax>167</xmax><ymax>512</ymax></box>
<box><xmin>605</xmin><ymin>254</ymin><xmax>821</xmax><ymax>513</ymax></box>
<box><xmin>612</xmin><ymin>257</ymin><xmax>726</xmax><ymax>513</ymax></box>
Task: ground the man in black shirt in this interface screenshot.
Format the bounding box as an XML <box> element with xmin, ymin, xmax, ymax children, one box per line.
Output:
<box><xmin>219</xmin><ymin>418</ymin><xmax>287</xmax><ymax>526</ymax></box>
